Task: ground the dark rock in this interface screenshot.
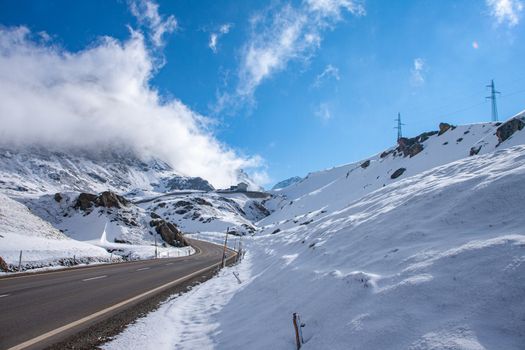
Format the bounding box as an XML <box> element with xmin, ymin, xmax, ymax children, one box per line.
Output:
<box><xmin>74</xmin><ymin>191</ymin><xmax>129</xmax><ymax>211</ymax></box>
<box><xmin>271</xmin><ymin>228</ymin><xmax>281</xmax><ymax>234</ymax></box>
<box><xmin>360</xmin><ymin>160</ymin><xmax>370</xmax><ymax>169</ymax></box>
<box><xmin>397</xmin><ymin>137</ymin><xmax>424</xmax><ymax>157</ymax></box>
<box><xmin>150</xmin><ymin>212</ymin><xmax>161</xmax><ymax>219</ymax></box>
<box><xmin>98</xmin><ymin>191</ymin><xmax>129</xmax><ymax>208</ymax></box>
<box><xmin>470</xmin><ymin>146</ymin><xmax>482</xmax><ymax>156</ymax></box>
<box><xmin>0</xmin><ymin>256</ymin><xmax>8</xmax><ymax>272</ymax></box>
<box><xmin>456</xmin><ymin>138</ymin><xmax>463</xmax><ymax>142</ymax></box>
<box><xmin>54</xmin><ymin>193</ymin><xmax>63</xmax><ymax>202</ymax></box>
<box><xmin>391</xmin><ymin>168</ymin><xmax>406</xmax><ymax>179</ymax></box>
<box><xmin>380</xmin><ymin>150</ymin><xmax>393</xmax><ymax>158</ymax></box>
<box><xmin>151</xmin><ymin>220</ymin><xmax>188</xmax><ymax>247</ymax></box>
<box><xmin>74</xmin><ymin>193</ymin><xmax>98</xmax><ymax>210</ymax></box>
<box><xmin>496</xmin><ymin>117</ymin><xmax>525</xmax><ymax>144</ymax></box>
<box><xmin>114</xmin><ymin>238</ymin><xmax>131</xmax><ymax>244</ymax></box>
<box><xmin>438</xmin><ymin>122</ymin><xmax>453</xmax><ymax>136</ymax></box>
<box><xmin>194</xmin><ymin>197</ymin><xmax>212</xmax><ymax>206</ymax></box>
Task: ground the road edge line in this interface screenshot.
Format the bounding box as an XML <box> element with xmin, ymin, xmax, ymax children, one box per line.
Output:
<box><xmin>7</xmin><ymin>259</ymin><xmax>224</xmax><ymax>350</ymax></box>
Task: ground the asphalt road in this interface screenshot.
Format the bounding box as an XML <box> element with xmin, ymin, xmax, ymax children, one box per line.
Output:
<box><xmin>0</xmin><ymin>239</ymin><xmax>235</xmax><ymax>350</ymax></box>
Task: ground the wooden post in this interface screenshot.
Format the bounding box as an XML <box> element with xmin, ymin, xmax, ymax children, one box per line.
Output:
<box><xmin>293</xmin><ymin>313</ymin><xmax>301</xmax><ymax>350</ymax></box>
<box><xmin>221</xmin><ymin>227</ymin><xmax>229</xmax><ymax>268</ymax></box>
<box><xmin>18</xmin><ymin>250</ymin><xmax>22</xmax><ymax>272</ymax></box>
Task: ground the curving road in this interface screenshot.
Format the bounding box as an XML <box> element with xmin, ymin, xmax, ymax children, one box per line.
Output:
<box><xmin>0</xmin><ymin>239</ymin><xmax>235</xmax><ymax>350</ymax></box>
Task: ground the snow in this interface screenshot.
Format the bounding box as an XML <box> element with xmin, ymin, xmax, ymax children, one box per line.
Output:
<box><xmin>106</xmin><ymin>142</ymin><xmax>525</xmax><ymax>349</ymax></box>
<box><xmin>0</xmin><ymin>193</ymin><xmax>111</xmax><ymax>266</ymax></box>
<box><xmin>103</xmin><ymin>253</ymin><xmax>252</xmax><ymax>350</ymax></box>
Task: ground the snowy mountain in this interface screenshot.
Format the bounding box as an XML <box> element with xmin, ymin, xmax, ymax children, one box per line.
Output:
<box><xmin>0</xmin><ymin>146</ymin><xmax>214</xmax><ymax>197</ymax></box>
<box><xmin>271</xmin><ymin>176</ymin><xmax>303</xmax><ymax>190</ymax></box>
<box><xmin>0</xmin><ymin>146</ymin><xmax>267</xmax><ymax>270</ymax></box>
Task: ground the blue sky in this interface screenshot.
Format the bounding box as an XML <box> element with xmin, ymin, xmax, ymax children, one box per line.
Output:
<box><xmin>1</xmin><ymin>0</ymin><xmax>524</xmax><ymax>188</ymax></box>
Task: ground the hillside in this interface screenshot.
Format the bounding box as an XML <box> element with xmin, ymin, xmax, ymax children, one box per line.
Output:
<box><xmin>107</xmin><ymin>143</ymin><xmax>525</xmax><ymax>350</ymax></box>
<box><xmin>0</xmin><ymin>193</ymin><xmax>111</xmax><ymax>269</ymax></box>
<box><xmin>261</xmin><ymin>113</ymin><xmax>525</xmax><ymax>227</ymax></box>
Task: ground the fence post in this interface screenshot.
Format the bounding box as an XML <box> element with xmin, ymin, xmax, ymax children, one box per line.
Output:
<box><xmin>293</xmin><ymin>313</ymin><xmax>301</xmax><ymax>350</ymax></box>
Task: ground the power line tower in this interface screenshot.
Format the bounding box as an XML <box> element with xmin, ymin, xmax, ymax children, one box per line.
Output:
<box><xmin>394</xmin><ymin>112</ymin><xmax>405</xmax><ymax>141</ymax></box>
<box><xmin>486</xmin><ymin>79</ymin><xmax>500</xmax><ymax>122</ymax></box>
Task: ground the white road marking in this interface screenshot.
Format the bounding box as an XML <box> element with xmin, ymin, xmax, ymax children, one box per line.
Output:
<box><xmin>165</xmin><ymin>263</ymin><xmax>174</xmax><ymax>266</ymax></box>
<box><xmin>0</xmin><ymin>294</ymin><xmax>9</xmax><ymax>298</ymax></box>
<box><xmin>82</xmin><ymin>275</ymin><xmax>107</xmax><ymax>282</ymax></box>
<box><xmin>136</xmin><ymin>267</ymin><xmax>150</xmax><ymax>271</ymax></box>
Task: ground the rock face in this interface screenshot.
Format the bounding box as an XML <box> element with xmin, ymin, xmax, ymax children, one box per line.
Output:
<box><xmin>74</xmin><ymin>191</ymin><xmax>129</xmax><ymax>211</ymax></box>
<box><xmin>496</xmin><ymin>117</ymin><xmax>525</xmax><ymax>144</ymax></box>
<box><xmin>149</xmin><ymin>219</ymin><xmax>188</xmax><ymax>247</ymax></box>
<box><xmin>391</xmin><ymin>168</ymin><xmax>406</xmax><ymax>179</ymax></box>
<box><xmin>360</xmin><ymin>160</ymin><xmax>371</xmax><ymax>169</ymax></box>
<box><xmin>164</xmin><ymin>176</ymin><xmax>214</xmax><ymax>192</ymax></box>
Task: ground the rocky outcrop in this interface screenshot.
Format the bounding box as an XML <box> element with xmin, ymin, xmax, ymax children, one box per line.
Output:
<box><xmin>470</xmin><ymin>146</ymin><xmax>482</xmax><ymax>156</ymax></box>
<box><xmin>360</xmin><ymin>160</ymin><xmax>370</xmax><ymax>169</ymax></box>
<box><xmin>391</xmin><ymin>168</ymin><xmax>406</xmax><ymax>179</ymax></box>
<box><xmin>0</xmin><ymin>256</ymin><xmax>8</xmax><ymax>272</ymax></box>
<box><xmin>438</xmin><ymin>122</ymin><xmax>454</xmax><ymax>136</ymax></box>
<box><xmin>496</xmin><ymin>117</ymin><xmax>525</xmax><ymax>144</ymax></box>
<box><xmin>396</xmin><ymin>131</ymin><xmax>437</xmax><ymax>158</ymax></box>
<box><xmin>164</xmin><ymin>176</ymin><xmax>214</xmax><ymax>192</ymax></box>
<box><xmin>74</xmin><ymin>191</ymin><xmax>129</xmax><ymax>211</ymax></box>
<box><xmin>54</xmin><ymin>193</ymin><xmax>63</xmax><ymax>202</ymax></box>
<box><xmin>149</xmin><ymin>219</ymin><xmax>188</xmax><ymax>247</ymax></box>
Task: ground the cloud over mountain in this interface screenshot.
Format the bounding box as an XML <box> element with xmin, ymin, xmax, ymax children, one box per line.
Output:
<box><xmin>0</xmin><ymin>26</ymin><xmax>262</xmax><ymax>188</ymax></box>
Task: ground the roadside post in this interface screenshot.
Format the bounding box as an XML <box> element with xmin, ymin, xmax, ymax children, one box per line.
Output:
<box><xmin>18</xmin><ymin>250</ymin><xmax>22</xmax><ymax>272</ymax></box>
<box><xmin>221</xmin><ymin>227</ymin><xmax>229</xmax><ymax>268</ymax></box>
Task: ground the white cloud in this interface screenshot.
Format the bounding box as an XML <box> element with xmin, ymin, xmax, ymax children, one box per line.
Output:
<box><xmin>129</xmin><ymin>0</ymin><xmax>177</xmax><ymax>47</ymax></box>
<box><xmin>209</xmin><ymin>23</ymin><xmax>232</xmax><ymax>53</ymax></box>
<box><xmin>486</xmin><ymin>0</ymin><xmax>523</xmax><ymax>26</ymax></box>
<box><xmin>0</xmin><ymin>26</ymin><xmax>264</xmax><ymax>188</ymax></box>
<box><xmin>315</xmin><ymin>102</ymin><xmax>332</xmax><ymax>121</ymax></box>
<box><xmin>217</xmin><ymin>0</ymin><xmax>364</xmax><ymax>110</ymax></box>
<box><xmin>410</xmin><ymin>58</ymin><xmax>426</xmax><ymax>86</ymax></box>
<box><xmin>313</xmin><ymin>64</ymin><xmax>340</xmax><ymax>87</ymax></box>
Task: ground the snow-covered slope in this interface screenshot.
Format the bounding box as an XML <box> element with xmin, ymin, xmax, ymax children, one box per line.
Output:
<box><xmin>107</xmin><ymin>144</ymin><xmax>525</xmax><ymax>349</ymax></box>
<box><xmin>0</xmin><ymin>193</ymin><xmax>111</xmax><ymax>268</ymax></box>
<box><xmin>138</xmin><ymin>192</ymin><xmax>269</xmax><ymax>235</ymax></box>
<box><xmin>272</xmin><ymin>176</ymin><xmax>303</xmax><ymax>190</ymax></box>
<box><xmin>261</xmin><ymin>113</ymin><xmax>525</xmax><ymax>227</ymax></box>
